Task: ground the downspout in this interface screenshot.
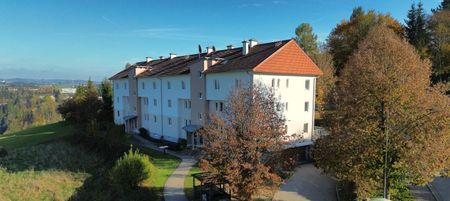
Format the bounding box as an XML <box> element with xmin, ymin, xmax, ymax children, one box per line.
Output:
<box><xmin>310</xmin><ymin>77</ymin><xmax>317</xmax><ymax>159</ymax></box>
<box><xmin>158</xmin><ymin>78</ymin><xmax>164</xmax><ymax>140</ymax></box>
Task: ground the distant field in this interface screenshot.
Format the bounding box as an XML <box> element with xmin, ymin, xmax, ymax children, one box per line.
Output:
<box><xmin>0</xmin><ymin>123</ymin><xmax>181</xmax><ymax>201</ymax></box>
<box><xmin>0</xmin><ymin>122</ymin><xmax>76</xmax><ymax>150</ymax></box>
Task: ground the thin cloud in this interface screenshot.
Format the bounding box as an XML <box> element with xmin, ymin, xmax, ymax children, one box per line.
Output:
<box><xmin>238</xmin><ymin>3</ymin><xmax>263</xmax><ymax>8</ymax></box>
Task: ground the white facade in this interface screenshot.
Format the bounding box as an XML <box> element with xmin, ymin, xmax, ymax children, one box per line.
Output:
<box><xmin>113</xmin><ymin>79</ymin><xmax>129</xmax><ymax>125</ymax></box>
<box><xmin>111</xmin><ymin>39</ymin><xmax>321</xmax><ymax>147</ymax></box>
<box><xmin>114</xmin><ymin>70</ymin><xmax>317</xmax><ymax>146</ymax></box>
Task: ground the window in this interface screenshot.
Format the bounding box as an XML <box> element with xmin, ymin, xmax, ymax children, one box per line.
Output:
<box><xmin>185</xmin><ymin>119</ymin><xmax>188</xmax><ymax>126</ymax></box>
<box><xmin>153</xmin><ymin>81</ymin><xmax>156</xmax><ymax>89</ymax></box>
<box><xmin>142</xmin><ymin>82</ymin><xmax>145</xmax><ymax>89</ymax></box>
<box><xmin>153</xmin><ymin>99</ymin><xmax>157</xmax><ymax>106</ymax></box>
<box><xmin>117</xmin><ymin>110</ymin><xmax>120</xmax><ymax>117</ymax></box>
<box><xmin>277</xmin><ymin>79</ymin><xmax>280</xmax><ymax>88</ymax></box>
<box><xmin>271</xmin><ymin>78</ymin><xmax>275</xmax><ymax>87</ymax></box>
<box><xmin>286</xmin><ymin>79</ymin><xmax>289</xmax><ymax>88</ymax></box>
<box><xmin>167</xmin><ymin>81</ymin><xmax>171</xmax><ymax>89</ymax></box>
<box><xmin>124</xmin><ymin>83</ymin><xmax>127</xmax><ymax>89</ymax></box>
<box><xmin>199</xmin><ymin>92</ymin><xmax>203</xmax><ymax>99</ymax></box>
<box><xmin>199</xmin><ymin>71</ymin><xmax>203</xmax><ymax>78</ymax></box>
<box><xmin>215</xmin><ymin>102</ymin><xmax>218</xmax><ymax>111</ymax></box>
<box><xmin>199</xmin><ymin>113</ymin><xmax>202</xmax><ymax>120</ymax></box>
<box><xmin>303</xmin><ymin>123</ymin><xmax>309</xmax><ymax>133</ymax></box>
<box><xmin>285</xmin><ymin>102</ymin><xmax>288</xmax><ymax>111</ymax></box>
<box><xmin>181</xmin><ymin>81</ymin><xmax>185</xmax><ymax>89</ymax></box>
<box><xmin>168</xmin><ymin>118</ymin><xmax>172</xmax><ymax>125</ymax></box>
<box><xmin>168</xmin><ymin>99</ymin><xmax>172</xmax><ymax>107</ymax></box>
<box><xmin>214</xmin><ymin>80</ymin><xmax>220</xmax><ymax>90</ymax></box>
<box><xmin>235</xmin><ymin>79</ymin><xmax>241</xmax><ymax>88</ymax></box>
<box><xmin>184</xmin><ymin>100</ymin><xmax>188</xmax><ymax>108</ymax></box>
<box><xmin>220</xmin><ymin>102</ymin><xmax>224</xmax><ymax>112</ymax></box>
<box><xmin>116</xmin><ymin>83</ymin><xmax>119</xmax><ymax>89</ymax></box>
<box><xmin>305</xmin><ymin>102</ymin><xmax>309</xmax><ymax>112</ymax></box>
<box><xmin>154</xmin><ymin>115</ymin><xmax>157</xmax><ymax>122</ymax></box>
<box><xmin>276</xmin><ymin>103</ymin><xmax>281</xmax><ymax>111</ymax></box>
<box><xmin>189</xmin><ymin>100</ymin><xmax>191</xmax><ymax>108</ymax></box>
<box><xmin>305</xmin><ymin>80</ymin><xmax>310</xmax><ymax>90</ymax></box>
<box><xmin>143</xmin><ymin>98</ymin><xmax>148</xmax><ymax>105</ymax></box>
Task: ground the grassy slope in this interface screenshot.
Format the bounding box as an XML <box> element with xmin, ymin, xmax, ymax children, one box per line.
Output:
<box><xmin>0</xmin><ymin>123</ymin><xmax>181</xmax><ymax>201</ymax></box>
<box><xmin>0</xmin><ymin>122</ymin><xmax>76</xmax><ymax>149</ymax></box>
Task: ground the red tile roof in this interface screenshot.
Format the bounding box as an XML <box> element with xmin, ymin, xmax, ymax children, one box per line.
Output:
<box><xmin>109</xmin><ymin>39</ymin><xmax>322</xmax><ymax>80</ymax></box>
<box><xmin>254</xmin><ymin>40</ymin><xmax>323</xmax><ymax>76</ymax></box>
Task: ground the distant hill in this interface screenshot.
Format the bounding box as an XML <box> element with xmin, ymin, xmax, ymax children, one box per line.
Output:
<box><xmin>0</xmin><ymin>78</ymin><xmax>99</xmax><ymax>87</ymax></box>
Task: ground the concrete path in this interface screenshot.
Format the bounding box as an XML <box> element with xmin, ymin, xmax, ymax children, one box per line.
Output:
<box><xmin>410</xmin><ymin>185</ymin><xmax>436</xmax><ymax>201</ymax></box>
<box><xmin>273</xmin><ymin>164</ymin><xmax>337</xmax><ymax>201</ymax></box>
<box><xmin>429</xmin><ymin>177</ymin><xmax>450</xmax><ymax>201</ymax></box>
<box><xmin>133</xmin><ymin>135</ymin><xmax>195</xmax><ymax>201</ymax></box>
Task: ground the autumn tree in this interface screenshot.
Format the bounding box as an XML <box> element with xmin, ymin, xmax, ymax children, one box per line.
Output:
<box><xmin>429</xmin><ymin>1</ymin><xmax>450</xmax><ymax>83</ymax></box>
<box><xmin>327</xmin><ymin>7</ymin><xmax>404</xmax><ymax>76</ymax></box>
<box><xmin>295</xmin><ymin>23</ymin><xmax>318</xmax><ymax>56</ymax></box>
<box><xmin>314</xmin><ymin>25</ymin><xmax>450</xmax><ymax>200</ymax></box>
<box><xmin>312</xmin><ymin>47</ymin><xmax>336</xmax><ymax>114</ymax></box>
<box><xmin>199</xmin><ymin>84</ymin><xmax>285</xmax><ymax>201</ymax></box>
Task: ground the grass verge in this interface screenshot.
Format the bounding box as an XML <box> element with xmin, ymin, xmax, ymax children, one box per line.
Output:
<box><xmin>0</xmin><ymin>123</ymin><xmax>181</xmax><ymax>201</ymax></box>
<box><xmin>183</xmin><ymin>164</ymin><xmax>202</xmax><ymax>201</ymax></box>
<box><xmin>0</xmin><ymin>122</ymin><xmax>76</xmax><ymax>150</ymax></box>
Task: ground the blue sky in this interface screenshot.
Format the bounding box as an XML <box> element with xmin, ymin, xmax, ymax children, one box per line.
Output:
<box><xmin>0</xmin><ymin>0</ymin><xmax>442</xmax><ymax>80</ymax></box>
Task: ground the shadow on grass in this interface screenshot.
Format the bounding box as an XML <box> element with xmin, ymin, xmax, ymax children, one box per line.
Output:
<box><xmin>0</xmin><ymin>140</ymin><xmax>165</xmax><ymax>201</ymax></box>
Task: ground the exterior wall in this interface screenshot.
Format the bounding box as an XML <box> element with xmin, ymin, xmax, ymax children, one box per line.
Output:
<box><xmin>189</xmin><ymin>59</ymin><xmax>209</xmax><ymax>126</ymax></box>
<box><xmin>161</xmin><ymin>75</ymin><xmax>190</xmax><ymax>142</ymax></box>
<box><xmin>113</xmin><ymin>79</ymin><xmax>129</xmax><ymax>125</ymax></box>
<box><xmin>253</xmin><ymin>73</ymin><xmax>316</xmax><ymax>146</ymax></box>
<box><xmin>113</xmin><ymin>67</ymin><xmax>317</xmax><ymax>147</ymax></box>
<box><xmin>205</xmin><ymin>71</ymin><xmax>252</xmax><ymax>101</ymax></box>
<box><xmin>137</xmin><ymin>75</ymin><xmax>190</xmax><ymax>143</ymax></box>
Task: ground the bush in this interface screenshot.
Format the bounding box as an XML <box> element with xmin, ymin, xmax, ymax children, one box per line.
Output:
<box><xmin>0</xmin><ymin>146</ymin><xmax>7</xmax><ymax>157</ymax></box>
<box><xmin>111</xmin><ymin>146</ymin><xmax>154</xmax><ymax>190</ymax></box>
<box><xmin>139</xmin><ymin>128</ymin><xmax>151</xmax><ymax>141</ymax></box>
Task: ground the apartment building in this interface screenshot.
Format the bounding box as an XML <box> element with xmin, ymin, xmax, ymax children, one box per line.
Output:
<box><xmin>110</xmin><ymin>39</ymin><xmax>322</xmax><ymax>148</ymax></box>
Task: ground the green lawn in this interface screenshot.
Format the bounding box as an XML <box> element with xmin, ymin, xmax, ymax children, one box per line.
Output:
<box><xmin>140</xmin><ymin>146</ymin><xmax>182</xmax><ymax>198</ymax></box>
<box><xmin>0</xmin><ymin>122</ymin><xmax>77</xmax><ymax>150</ymax></box>
<box><xmin>184</xmin><ymin>164</ymin><xmax>202</xmax><ymax>201</ymax></box>
<box><xmin>0</xmin><ymin>123</ymin><xmax>181</xmax><ymax>201</ymax></box>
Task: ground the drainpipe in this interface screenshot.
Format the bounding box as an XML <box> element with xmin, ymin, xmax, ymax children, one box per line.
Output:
<box><xmin>158</xmin><ymin>78</ymin><xmax>164</xmax><ymax>141</ymax></box>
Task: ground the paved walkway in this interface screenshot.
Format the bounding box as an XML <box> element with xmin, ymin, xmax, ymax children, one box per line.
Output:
<box><xmin>273</xmin><ymin>164</ymin><xmax>337</xmax><ymax>201</ymax></box>
<box><xmin>410</xmin><ymin>185</ymin><xmax>436</xmax><ymax>201</ymax></box>
<box><xmin>133</xmin><ymin>135</ymin><xmax>195</xmax><ymax>201</ymax></box>
<box><xmin>429</xmin><ymin>177</ymin><xmax>450</xmax><ymax>201</ymax></box>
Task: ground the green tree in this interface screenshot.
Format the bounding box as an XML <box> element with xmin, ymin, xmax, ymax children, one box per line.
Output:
<box><xmin>99</xmin><ymin>79</ymin><xmax>114</xmax><ymax>124</ymax></box>
<box><xmin>429</xmin><ymin>2</ymin><xmax>450</xmax><ymax>82</ymax></box>
<box><xmin>295</xmin><ymin>23</ymin><xmax>318</xmax><ymax>56</ymax></box>
<box><xmin>327</xmin><ymin>7</ymin><xmax>404</xmax><ymax>76</ymax></box>
<box><xmin>405</xmin><ymin>1</ymin><xmax>430</xmax><ymax>58</ymax></box>
<box><xmin>314</xmin><ymin>25</ymin><xmax>450</xmax><ymax>200</ymax></box>
<box><xmin>432</xmin><ymin>0</ymin><xmax>450</xmax><ymax>12</ymax></box>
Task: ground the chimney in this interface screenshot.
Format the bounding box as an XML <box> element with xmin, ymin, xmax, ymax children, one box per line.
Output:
<box><xmin>206</xmin><ymin>47</ymin><xmax>213</xmax><ymax>54</ymax></box>
<box><xmin>169</xmin><ymin>53</ymin><xmax>176</xmax><ymax>59</ymax></box>
<box><xmin>249</xmin><ymin>39</ymin><xmax>258</xmax><ymax>48</ymax></box>
<box><xmin>242</xmin><ymin>40</ymin><xmax>249</xmax><ymax>55</ymax></box>
<box><xmin>227</xmin><ymin>45</ymin><xmax>235</xmax><ymax>50</ymax></box>
<box><xmin>159</xmin><ymin>56</ymin><xmax>164</xmax><ymax>60</ymax></box>
<box><xmin>146</xmin><ymin>57</ymin><xmax>152</xmax><ymax>63</ymax></box>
